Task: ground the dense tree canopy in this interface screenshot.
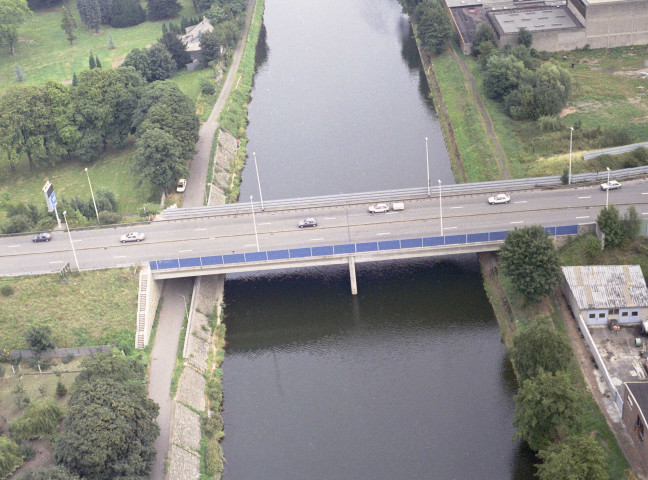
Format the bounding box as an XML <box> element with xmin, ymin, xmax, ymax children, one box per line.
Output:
<box><xmin>147</xmin><ymin>0</ymin><xmax>181</xmax><ymax>20</ymax></box>
<box><xmin>471</xmin><ymin>22</ymin><xmax>496</xmax><ymax>57</ymax></box>
<box><xmin>61</xmin><ymin>6</ymin><xmax>78</xmax><ymax>45</ymax></box>
<box><xmin>18</xmin><ymin>466</ymin><xmax>81</xmax><ymax>480</ymax></box>
<box><xmin>55</xmin><ymin>354</ymin><xmax>159</xmax><ymax>480</ymax></box>
<box><xmin>517</xmin><ymin>27</ymin><xmax>532</xmax><ymax>47</ymax></box>
<box><xmin>26</xmin><ymin>324</ymin><xmax>56</xmax><ymax>353</ymax></box>
<box><xmin>514</xmin><ymin>370</ymin><xmax>582</xmax><ymax>451</ymax></box>
<box><xmin>415</xmin><ymin>2</ymin><xmax>454</xmax><ymax>54</ymax></box>
<box><xmin>536</xmin><ymin>434</ymin><xmax>609</xmax><ymax>480</ymax></box>
<box><xmin>511</xmin><ymin>318</ymin><xmax>573</xmax><ymax>382</ymax></box>
<box><xmin>110</xmin><ymin>0</ymin><xmax>146</xmax><ymax>27</ymax></box>
<box><xmin>499</xmin><ymin>225</ymin><xmax>562</xmax><ymax>302</ymax></box>
<box><xmin>123</xmin><ymin>44</ymin><xmax>175</xmax><ymax>82</ymax></box>
<box><xmin>159</xmin><ymin>31</ymin><xmax>192</xmax><ymax>69</ymax></box>
<box><xmin>0</xmin><ymin>0</ymin><xmax>32</xmax><ymax>56</ymax></box>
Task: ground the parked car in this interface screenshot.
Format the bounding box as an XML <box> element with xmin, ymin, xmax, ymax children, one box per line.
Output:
<box><xmin>391</xmin><ymin>202</ymin><xmax>405</xmax><ymax>211</ymax></box>
<box><xmin>488</xmin><ymin>193</ymin><xmax>511</xmax><ymax>205</ymax></box>
<box><xmin>298</xmin><ymin>218</ymin><xmax>318</xmax><ymax>228</ymax></box>
<box><xmin>32</xmin><ymin>232</ymin><xmax>52</xmax><ymax>242</ymax></box>
<box><xmin>120</xmin><ymin>232</ymin><xmax>145</xmax><ymax>243</ymax></box>
<box><xmin>176</xmin><ymin>178</ymin><xmax>187</xmax><ymax>193</ymax></box>
<box><xmin>368</xmin><ymin>203</ymin><xmax>390</xmax><ymax>213</ymax></box>
<box><xmin>600</xmin><ymin>180</ymin><xmax>621</xmax><ymax>190</ymax></box>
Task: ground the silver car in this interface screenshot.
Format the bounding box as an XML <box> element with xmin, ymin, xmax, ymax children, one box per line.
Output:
<box><xmin>488</xmin><ymin>193</ymin><xmax>511</xmax><ymax>205</ymax></box>
<box><xmin>120</xmin><ymin>232</ymin><xmax>145</xmax><ymax>243</ymax></box>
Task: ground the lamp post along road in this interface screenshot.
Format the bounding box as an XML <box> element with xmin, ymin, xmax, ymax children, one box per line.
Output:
<box><xmin>84</xmin><ymin>167</ymin><xmax>100</xmax><ymax>224</ymax></box>
<box><xmin>62</xmin><ymin>210</ymin><xmax>80</xmax><ymax>271</ymax></box>
<box><xmin>606</xmin><ymin>167</ymin><xmax>610</xmax><ymax>209</ymax></box>
<box><xmin>253</xmin><ymin>152</ymin><xmax>264</xmax><ymax>211</ymax></box>
<box><xmin>425</xmin><ymin>137</ymin><xmax>430</xmax><ymax>197</ymax></box>
<box><xmin>438</xmin><ymin>179</ymin><xmax>443</xmax><ymax>234</ymax></box>
<box><xmin>250</xmin><ymin>195</ymin><xmax>260</xmax><ymax>252</ymax></box>
<box><xmin>568</xmin><ymin>127</ymin><xmax>574</xmax><ymax>185</ymax></box>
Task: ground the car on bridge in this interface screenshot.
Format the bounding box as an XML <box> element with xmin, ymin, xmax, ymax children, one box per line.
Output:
<box><xmin>298</xmin><ymin>218</ymin><xmax>318</xmax><ymax>228</ymax></box>
<box><xmin>488</xmin><ymin>193</ymin><xmax>511</xmax><ymax>205</ymax></box>
<box><xmin>120</xmin><ymin>232</ymin><xmax>146</xmax><ymax>243</ymax></box>
<box><xmin>600</xmin><ymin>180</ymin><xmax>621</xmax><ymax>190</ymax></box>
<box><xmin>32</xmin><ymin>232</ymin><xmax>52</xmax><ymax>242</ymax></box>
<box><xmin>368</xmin><ymin>203</ymin><xmax>390</xmax><ymax>213</ymax></box>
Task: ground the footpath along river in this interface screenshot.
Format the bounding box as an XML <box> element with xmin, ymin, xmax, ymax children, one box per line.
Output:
<box><xmin>223</xmin><ymin>0</ymin><xmax>536</xmax><ymax>478</ymax></box>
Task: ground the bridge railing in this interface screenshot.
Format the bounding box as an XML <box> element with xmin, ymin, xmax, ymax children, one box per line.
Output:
<box><xmin>160</xmin><ymin>166</ymin><xmax>648</xmax><ymax>220</ymax></box>
<box><xmin>149</xmin><ymin>224</ymin><xmax>580</xmax><ymax>272</ymax></box>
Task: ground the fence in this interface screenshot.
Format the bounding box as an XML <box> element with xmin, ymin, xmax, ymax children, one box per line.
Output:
<box><xmin>583</xmin><ymin>141</ymin><xmax>648</xmax><ymax>161</ymax></box>
<box><xmin>149</xmin><ymin>224</ymin><xmax>579</xmax><ymax>272</ymax></box>
<box><xmin>9</xmin><ymin>345</ymin><xmax>115</xmax><ymax>360</ymax></box>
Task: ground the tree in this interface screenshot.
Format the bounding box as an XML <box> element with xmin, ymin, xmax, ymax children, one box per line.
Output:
<box><xmin>199</xmin><ymin>29</ymin><xmax>222</xmax><ymax>66</ymax></box>
<box><xmin>14</xmin><ymin>64</ymin><xmax>23</xmax><ymax>82</ymax></box>
<box><xmin>72</xmin><ymin>72</ymin><xmax>78</xmax><ymax>85</ymax></box>
<box><xmin>416</xmin><ymin>3</ymin><xmax>454</xmax><ymax>54</ymax></box>
<box><xmin>56</xmin><ymin>379</ymin><xmax>68</xmax><ymax>397</ymax></box>
<box><xmin>514</xmin><ymin>370</ymin><xmax>582</xmax><ymax>451</ymax></box>
<box><xmin>472</xmin><ymin>22</ymin><xmax>496</xmax><ymax>57</ymax></box>
<box><xmin>147</xmin><ymin>0</ymin><xmax>181</xmax><ymax>20</ymax></box>
<box><xmin>108</xmin><ymin>32</ymin><xmax>114</xmax><ymax>48</ymax></box>
<box><xmin>499</xmin><ymin>225</ymin><xmax>562</xmax><ymax>302</ymax></box>
<box><xmin>89</xmin><ymin>51</ymin><xmax>96</xmax><ymax>69</ymax></box>
<box><xmin>159</xmin><ymin>32</ymin><xmax>192</xmax><ymax>69</ymax></box>
<box><xmin>61</xmin><ymin>6</ymin><xmax>78</xmax><ymax>45</ymax></box>
<box><xmin>511</xmin><ymin>318</ymin><xmax>573</xmax><ymax>382</ymax></box>
<box><xmin>0</xmin><ymin>436</ymin><xmax>23</xmax><ymax>479</ymax></box>
<box><xmin>597</xmin><ymin>204</ymin><xmax>623</xmax><ymax>248</ymax></box>
<box><xmin>110</xmin><ymin>0</ymin><xmax>145</xmax><ymax>27</ymax></box>
<box><xmin>134</xmin><ymin>127</ymin><xmax>187</xmax><ymax>192</ymax></box>
<box><xmin>77</xmin><ymin>0</ymin><xmax>101</xmax><ymax>31</ymax></box>
<box><xmin>95</xmin><ymin>54</ymin><xmax>101</xmax><ymax>67</ymax></box>
<box><xmin>533</xmin><ymin>62</ymin><xmax>571</xmax><ymax>117</ymax></box>
<box><xmin>143</xmin><ymin>43</ymin><xmax>175</xmax><ymax>81</ymax></box>
<box><xmin>18</xmin><ymin>466</ymin><xmax>81</xmax><ymax>480</ymax></box>
<box><xmin>483</xmin><ymin>54</ymin><xmax>526</xmax><ymax>101</ymax></box>
<box><xmin>122</xmin><ymin>47</ymin><xmax>149</xmax><ymax>76</ymax></box>
<box><xmin>55</xmin><ymin>354</ymin><xmax>159</xmax><ymax>480</ymax></box>
<box><xmin>26</xmin><ymin>325</ymin><xmax>55</xmax><ymax>353</ymax></box>
<box><xmin>517</xmin><ymin>27</ymin><xmax>532</xmax><ymax>47</ymax></box>
<box><xmin>0</xmin><ymin>0</ymin><xmax>32</xmax><ymax>56</ymax></box>
<box><xmin>536</xmin><ymin>434</ymin><xmax>609</xmax><ymax>480</ymax></box>
<box><xmin>622</xmin><ymin>206</ymin><xmax>641</xmax><ymax>242</ymax></box>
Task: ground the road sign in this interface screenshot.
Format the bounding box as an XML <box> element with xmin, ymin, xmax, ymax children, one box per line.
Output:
<box><xmin>42</xmin><ymin>181</ymin><xmax>57</xmax><ymax>212</ymax></box>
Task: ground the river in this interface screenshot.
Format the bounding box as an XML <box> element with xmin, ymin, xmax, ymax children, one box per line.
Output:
<box><xmin>223</xmin><ymin>0</ymin><xmax>535</xmax><ymax>478</ymax></box>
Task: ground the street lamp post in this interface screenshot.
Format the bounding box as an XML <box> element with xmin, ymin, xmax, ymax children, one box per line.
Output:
<box><xmin>62</xmin><ymin>210</ymin><xmax>80</xmax><ymax>271</ymax></box>
<box><xmin>250</xmin><ymin>195</ymin><xmax>260</xmax><ymax>252</ymax></box>
<box><xmin>84</xmin><ymin>167</ymin><xmax>100</xmax><ymax>224</ymax></box>
<box><xmin>425</xmin><ymin>137</ymin><xmax>430</xmax><ymax>197</ymax></box>
<box><xmin>252</xmin><ymin>152</ymin><xmax>264</xmax><ymax>211</ymax></box>
<box><xmin>438</xmin><ymin>179</ymin><xmax>443</xmax><ymax>235</ymax></box>
<box><xmin>606</xmin><ymin>167</ymin><xmax>610</xmax><ymax>209</ymax></box>
<box><xmin>568</xmin><ymin>127</ymin><xmax>574</xmax><ymax>185</ymax></box>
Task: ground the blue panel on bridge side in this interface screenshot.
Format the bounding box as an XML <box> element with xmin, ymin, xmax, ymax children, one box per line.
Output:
<box><xmin>149</xmin><ymin>261</ymin><xmax>158</xmax><ymax>270</ymax></box>
<box><xmin>544</xmin><ymin>226</ymin><xmax>556</xmax><ymax>236</ymax></box>
<box><xmin>467</xmin><ymin>233</ymin><xmax>489</xmax><ymax>243</ymax></box>
<box><xmin>289</xmin><ymin>248</ymin><xmax>312</xmax><ymax>258</ymax></box>
<box><xmin>201</xmin><ymin>255</ymin><xmax>223</xmax><ymax>266</ymax></box>
<box><xmin>556</xmin><ymin>225</ymin><xmax>578</xmax><ymax>235</ymax></box>
<box><xmin>357</xmin><ymin>242</ymin><xmax>378</xmax><ymax>252</ymax></box>
<box><xmin>223</xmin><ymin>253</ymin><xmax>245</xmax><ymax>264</ymax></box>
<box><xmin>312</xmin><ymin>246</ymin><xmax>334</xmax><ymax>256</ymax></box>
<box><xmin>379</xmin><ymin>240</ymin><xmax>400</xmax><ymax>250</ymax></box>
<box><xmin>157</xmin><ymin>259</ymin><xmax>180</xmax><ymax>270</ymax></box>
<box><xmin>334</xmin><ymin>244</ymin><xmax>355</xmax><ymax>254</ymax></box>
<box><xmin>245</xmin><ymin>251</ymin><xmax>268</xmax><ymax>262</ymax></box>
<box><xmin>423</xmin><ymin>236</ymin><xmax>444</xmax><ymax>247</ymax></box>
<box><xmin>401</xmin><ymin>238</ymin><xmax>423</xmax><ymax>249</ymax></box>
<box><xmin>445</xmin><ymin>234</ymin><xmax>467</xmax><ymax>245</ymax></box>
<box><xmin>179</xmin><ymin>257</ymin><xmax>202</xmax><ymax>268</ymax></box>
<box><xmin>267</xmin><ymin>249</ymin><xmax>289</xmax><ymax>260</ymax></box>
<box><xmin>489</xmin><ymin>231</ymin><xmax>508</xmax><ymax>241</ymax></box>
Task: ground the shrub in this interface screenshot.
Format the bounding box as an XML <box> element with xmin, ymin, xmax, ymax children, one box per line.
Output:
<box><xmin>25</xmin><ymin>325</ymin><xmax>55</xmax><ymax>354</ymax></box>
<box><xmin>600</xmin><ymin>128</ymin><xmax>632</xmax><ymax>148</ymax></box>
<box><xmin>110</xmin><ymin>0</ymin><xmax>146</xmax><ymax>27</ymax></box>
<box><xmin>538</xmin><ymin>116</ymin><xmax>562</xmax><ymax>132</ymax></box>
<box><xmin>560</xmin><ymin>169</ymin><xmax>569</xmax><ymax>185</ymax></box>
<box><xmin>1</xmin><ymin>285</ymin><xmax>14</xmax><ymax>296</ymax></box>
<box><xmin>19</xmin><ymin>441</ymin><xmax>35</xmax><ymax>461</ymax></box>
<box><xmin>98</xmin><ymin>211</ymin><xmax>122</xmax><ymax>225</ymax></box>
<box><xmin>633</xmin><ymin>146</ymin><xmax>648</xmax><ymax>164</ymax></box>
<box><xmin>139</xmin><ymin>203</ymin><xmax>162</xmax><ymax>217</ymax></box>
<box><xmin>0</xmin><ymin>348</ymin><xmax>9</xmax><ymax>362</ymax></box>
<box><xmin>2</xmin><ymin>214</ymin><xmax>33</xmax><ymax>234</ymax></box>
<box><xmin>200</xmin><ymin>78</ymin><xmax>216</xmax><ymax>95</ymax></box>
<box><xmin>582</xmin><ymin>234</ymin><xmax>602</xmax><ymax>262</ymax></box>
<box><xmin>56</xmin><ymin>380</ymin><xmax>68</xmax><ymax>398</ymax></box>
<box><xmin>9</xmin><ymin>398</ymin><xmax>63</xmax><ymax>442</ymax></box>
<box><xmin>0</xmin><ymin>436</ymin><xmax>23</xmax><ymax>479</ymax></box>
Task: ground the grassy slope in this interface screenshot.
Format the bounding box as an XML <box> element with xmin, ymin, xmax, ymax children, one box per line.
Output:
<box><xmin>0</xmin><ymin>268</ymin><xmax>139</xmax><ymax>350</ymax></box>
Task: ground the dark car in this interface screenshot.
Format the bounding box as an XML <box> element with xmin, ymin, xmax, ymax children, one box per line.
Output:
<box><xmin>298</xmin><ymin>218</ymin><xmax>318</xmax><ymax>228</ymax></box>
<box><xmin>32</xmin><ymin>232</ymin><xmax>52</xmax><ymax>242</ymax></box>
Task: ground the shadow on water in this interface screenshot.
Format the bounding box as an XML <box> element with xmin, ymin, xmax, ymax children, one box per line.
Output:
<box><xmin>254</xmin><ymin>22</ymin><xmax>269</xmax><ymax>74</ymax></box>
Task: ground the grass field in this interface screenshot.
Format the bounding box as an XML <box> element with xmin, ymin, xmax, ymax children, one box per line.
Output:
<box><xmin>0</xmin><ymin>268</ymin><xmax>139</xmax><ymax>350</ymax></box>
<box><xmin>0</xmin><ymin>0</ymin><xmax>196</xmax><ymax>88</ymax></box>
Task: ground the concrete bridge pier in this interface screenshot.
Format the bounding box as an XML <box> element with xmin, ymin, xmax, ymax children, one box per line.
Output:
<box><xmin>349</xmin><ymin>256</ymin><xmax>357</xmax><ymax>295</ymax></box>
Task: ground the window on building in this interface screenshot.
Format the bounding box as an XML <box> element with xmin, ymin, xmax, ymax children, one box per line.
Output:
<box><xmin>637</xmin><ymin>416</ymin><xmax>645</xmax><ymax>441</ymax></box>
<box><xmin>589</xmin><ymin>313</ymin><xmax>596</xmax><ymax>319</ymax></box>
<box><xmin>622</xmin><ymin>312</ymin><xmax>629</xmax><ymax>317</ymax></box>
<box><xmin>599</xmin><ymin>313</ymin><xmax>606</xmax><ymax>318</ymax></box>
<box><xmin>609</xmin><ymin>308</ymin><xmax>619</xmax><ymax>315</ymax></box>
<box><xmin>632</xmin><ymin>311</ymin><xmax>639</xmax><ymax>317</ymax></box>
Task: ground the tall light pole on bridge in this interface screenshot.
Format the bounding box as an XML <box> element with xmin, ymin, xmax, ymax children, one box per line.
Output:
<box><xmin>62</xmin><ymin>210</ymin><xmax>80</xmax><ymax>272</ymax></box>
<box><xmin>425</xmin><ymin>137</ymin><xmax>430</xmax><ymax>197</ymax></box>
<box><xmin>606</xmin><ymin>167</ymin><xmax>610</xmax><ymax>209</ymax></box>
<box><xmin>253</xmin><ymin>152</ymin><xmax>264</xmax><ymax>211</ymax></box>
<box><xmin>438</xmin><ymin>179</ymin><xmax>443</xmax><ymax>235</ymax></box>
<box><xmin>84</xmin><ymin>167</ymin><xmax>100</xmax><ymax>224</ymax></box>
<box><xmin>250</xmin><ymin>195</ymin><xmax>260</xmax><ymax>252</ymax></box>
<box><xmin>568</xmin><ymin>127</ymin><xmax>574</xmax><ymax>185</ymax></box>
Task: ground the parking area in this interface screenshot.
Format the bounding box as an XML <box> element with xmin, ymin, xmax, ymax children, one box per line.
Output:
<box><xmin>590</xmin><ymin>324</ymin><xmax>648</xmax><ymax>387</ymax></box>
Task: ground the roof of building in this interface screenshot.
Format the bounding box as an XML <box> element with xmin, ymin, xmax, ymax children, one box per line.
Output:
<box><xmin>627</xmin><ymin>382</ymin><xmax>648</xmax><ymax>415</ymax></box>
<box><xmin>490</xmin><ymin>6</ymin><xmax>579</xmax><ymax>33</ymax></box>
<box><xmin>562</xmin><ymin>265</ymin><xmax>648</xmax><ymax>310</ymax></box>
<box><xmin>179</xmin><ymin>17</ymin><xmax>213</xmax><ymax>52</ymax></box>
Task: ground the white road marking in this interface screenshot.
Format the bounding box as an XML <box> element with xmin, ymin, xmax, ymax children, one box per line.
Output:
<box><xmin>72</xmin><ymin>240</ymin><xmax>82</xmax><ymax>243</ymax></box>
<box><xmin>513</xmin><ymin>201</ymin><xmax>527</xmax><ymax>204</ymax></box>
<box><xmin>49</xmin><ymin>261</ymin><xmax>63</xmax><ymax>264</ymax></box>
<box><xmin>575</xmin><ymin>216</ymin><xmax>590</xmax><ymax>219</ymax></box>
<box><xmin>243</xmin><ymin>243</ymin><xmax>257</xmax><ymax>247</ymax></box>
<box><xmin>578</xmin><ymin>196</ymin><xmax>591</xmax><ymax>199</ymax></box>
<box><xmin>310</xmin><ymin>238</ymin><xmax>324</xmax><ymax>241</ymax></box>
<box><xmin>113</xmin><ymin>255</ymin><xmax>127</xmax><ymax>259</ymax></box>
<box><xmin>8</xmin><ymin>245</ymin><xmax>21</xmax><ymax>248</ymax></box>
<box><xmin>444</xmin><ymin>226</ymin><xmax>457</xmax><ymax>230</ymax></box>
<box><xmin>178</xmin><ymin>249</ymin><xmax>192</xmax><ymax>253</ymax></box>
<box><xmin>377</xmin><ymin>232</ymin><xmax>391</xmax><ymax>236</ymax></box>
<box><xmin>450</xmin><ymin>206</ymin><xmax>463</xmax><ymax>209</ymax></box>
<box><xmin>642</xmin><ymin>193</ymin><xmax>648</xmax><ymax>195</ymax></box>
<box><xmin>323</xmin><ymin>217</ymin><xmax>336</xmax><ymax>220</ymax></box>
<box><xmin>195</xmin><ymin>228</ymin><xmax>207</xmax><ymax>231</ymax></box>
<box><xmin>209</xmin><ymin>237</ymin><xmax>216</xmax><ymax>240</ymax></box>
<box><xmin>510</xmin><ymin>221</ymin><xmax>524</xmax><ymax>224</ymax></box>
<box><xmin>258</xmin><ymin>222</ymin><xmax>271</xmax><ymax>225</ymax></box>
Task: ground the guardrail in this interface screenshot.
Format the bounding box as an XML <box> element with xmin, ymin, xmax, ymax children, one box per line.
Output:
<box><xmin>149</xmin><ymin>224</ymin><xmax>579</xmax><ymax>272</ymax></box>
<box><xmin>583</xmin><ymin>142</ymin><xmax>648</xmax><ymax>161</ymax></box>
<box><xmin>160</xmin><ymin>166</ymin><xmax>648</xmax><ymax>220</ymax></box>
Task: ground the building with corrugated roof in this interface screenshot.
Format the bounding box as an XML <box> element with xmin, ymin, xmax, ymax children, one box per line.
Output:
<box><xmin>179</xmin><ymin>18</ymin><xmax>214</xmax><ymax>70</ymax></box>
<box><xmin>562</xmin><ymin>265</ymin><xmax>648</xmax><ymax>326</ymax></box>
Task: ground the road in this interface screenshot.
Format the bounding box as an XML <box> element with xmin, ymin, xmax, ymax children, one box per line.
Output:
<box><xmin>1</xmin><ymin>181</ymin><xmax>646</xmax><ymax>276</ymax></box>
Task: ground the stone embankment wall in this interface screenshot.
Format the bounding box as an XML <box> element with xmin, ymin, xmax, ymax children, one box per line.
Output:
<box><xmin>209</xmin><ymin>129</ymin><xmax>238</xmax><ymax>205</ymax></box>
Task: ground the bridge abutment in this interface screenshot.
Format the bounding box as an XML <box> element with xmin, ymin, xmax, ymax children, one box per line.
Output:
<box><xmin>349</xmin><ymin>256</ymin><xmax>357</xmax><ymax>295</ymax></box>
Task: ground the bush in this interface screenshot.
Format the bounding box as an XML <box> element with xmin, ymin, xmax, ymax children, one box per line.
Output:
<box><xmin>25</xmin><ymin>325</ymin><xmax>55</xmax><ymax>354</ymax></box>
<box><xmin>9</xmin><ymin>398</ymin><xmax>63</xmax><ymax>443</ymax></box>
<box><xmin>2</xmin><ymin>214</ymin><xmax>33</xmax><ymax>234</ymax></box>
<box><xmin>582</xmin><ymin>234</ymin><xmax>602</xmax><ymax>262</ymax></box>
<box><xmin>600</xmin><ymin>128</ymin><xmax>632</xmax><ymax>148</ymax></box>
<box><xmin>110</xmin><ymin>0</ymin><xmax>146</xmax><ymax>27</ymax></box>
<box><xmin>200</xmin><ymin>78</ymin><xmax>216</xmax><ymax>95</ymax></box>
<box><xmin>560</xmin><ymin>169</ymin><xmax>569</xmax><ymax>185</ymax></box>
<box><xmin>98</xmin><ymin>211</ymin><xmax>122</xmax><ymax>225</ymax></box>
<box><xmin>1</xmin><ymin>285</ymin><xmax>14</xmax><ymax>296</ymax></box>
<box><xmin>538</xmin><ymin>116</ymin><xmax>562</xmax><ymax>132</ymax></box>
<box><xmin>56</xmin><ymin>380</ymin><xmax>68</xmax><ymax>398</ymax></box>
<box><xmin>634</xmin><ymin>146</ymin><xmax>648</xmax><ymax>164</ymax></box>
<box><xmin>19</xmin><ymin>441</ymin><xmax>35</xmax><ymax>461</ymax></box>
<box><xmin>139</xmin><ymin>203</ymin><xmax>162</xmax><ymax>217</ymax></box>
<box><xmin>62</xmin><ymin>354</ymin><xmax>74</xmax><ymax>364</ymax></box>
<box><xmin>0</xmin><ymin>436</ymin><xmax>23</xmax><ymax>479</ymax></box>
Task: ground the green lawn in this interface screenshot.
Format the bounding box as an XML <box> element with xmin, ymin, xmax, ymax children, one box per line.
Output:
<box><xmin>0</xmin><ymin>268</ymin><xmax>139</xmax><ymax>350</ymax></box>
<box><xmin>0</xmin><ymin>0</ymin><xmax>196</xmax><ymax>89</ymax></box>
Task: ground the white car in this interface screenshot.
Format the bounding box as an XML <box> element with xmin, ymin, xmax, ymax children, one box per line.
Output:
<box><xmin>120</xmin><ymin>232</ymin><xmax>145</xmax><ymax>243</ymax></box>
<box><xmin>488</xmin><ymin>193</ymin><xmax>511</xmax><ymax>205</ymax></box>
<box><xmin>600</xmin><ymin>180</ymin><xmax>621</xmax><ymax>190</ymax></box>
<box><xmin>176</xmin><ymin>179</ymin><xmax>187</xmax><ymax>193</ymax></box>
<box><xmin>368</xmin><ymin>203</ymin><xmax>390</xmax><ymax>213</ymax></box>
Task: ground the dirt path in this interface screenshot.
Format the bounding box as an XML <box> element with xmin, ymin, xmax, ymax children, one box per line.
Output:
<box><xmin>450</xmin><ymin>48</ymin><xmax>511</xmax><ymax>180</ymax></box>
